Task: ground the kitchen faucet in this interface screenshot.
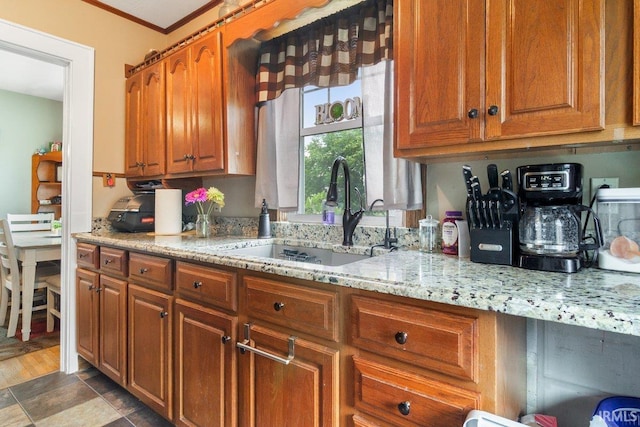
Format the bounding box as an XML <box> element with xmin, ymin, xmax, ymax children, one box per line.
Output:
<box><xmin>326</xmin><ymin>156</ymin><xmax>364</xmax><ymax>246</ymax></box>
<box><xmin>368</xmin><ymin>198</ymin><xmax>398</xmax><ymax>255</ymax></box>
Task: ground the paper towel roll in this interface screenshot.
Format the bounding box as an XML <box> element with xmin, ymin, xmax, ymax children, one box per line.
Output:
<box><xmin>154</xmin><ymin>189</ymin><xmax>182</xmax><ymax>235</ymax></box>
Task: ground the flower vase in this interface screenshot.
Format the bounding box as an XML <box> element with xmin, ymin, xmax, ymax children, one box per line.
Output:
<box><xmin>195</xmin><ymin>214</ymin><xmax>211</xmax><ymax>238</ymax></box>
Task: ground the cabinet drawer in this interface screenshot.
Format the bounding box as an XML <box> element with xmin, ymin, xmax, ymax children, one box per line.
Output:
<box><xmin>129</xmin><ymin>252</ymin><xmax>173</xmax><ymax>292</ymax></box>
<box><xmin>353</xmin><ymin>357</ymin><xmax>479</xmax><ymax>427</ymax></box>
<box><xmin>100</xmin><ymin>247</ymin><xmax>128</xmax><ymax>277</ymax></box>
<box><xmin>77</xmin><ymin>243</ymin><xmax>99</xmax><ymax>269</ymax></box>
<box><xmin>175</xmin><ymin>261</ymin><xmax>237</xmax><ymax>312</ymax></box>
<box><xmin>351</xmin><ymin>295</ymin><xmax>478</xmax><ymax>381</ymax></box>
<box><xmin>244</xmin><ymin>276</ymin><xmax>338</xmax><ymax>341</ymax></box>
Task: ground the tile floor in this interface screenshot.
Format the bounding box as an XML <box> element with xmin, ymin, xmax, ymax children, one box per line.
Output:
<box><xmin>0</xmin><ymin>365</ymin><xmax>173</xmax><ymax>427</ymax></box>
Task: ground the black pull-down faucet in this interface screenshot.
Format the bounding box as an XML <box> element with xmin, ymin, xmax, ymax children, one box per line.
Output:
<box><xmin>325</xmin><ymin>156</ymin><xmax>364</xmax><ymax>246</ymax></box>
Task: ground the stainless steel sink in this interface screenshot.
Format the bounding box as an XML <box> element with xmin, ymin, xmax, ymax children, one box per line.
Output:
<box><xmin>225</xmin><ymin>244</ymin><xmax>370</xmax><ymax>267</ymax></box>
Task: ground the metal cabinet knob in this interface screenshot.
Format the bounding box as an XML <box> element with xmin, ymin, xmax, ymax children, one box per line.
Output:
<box><xmin>488</xmin><ymin>105</ymin><xmax>499</xmax><ymax>116</ymax></box>
<box><xmin>397</xmin><ymin>401</ymin><xmax>411</xmax><ymax>416</ymax></box>
<box><xmin>104</xmin><ymin>258</ymin><xmax>113</xmax><ymax>265</ymax></box>
<box><xmin>273</xmin><ymin>302</ymin><xmax>285</xmax><ymax>311</ymax></box>
<box><xmin>193</xmin><ymin>281</ymin><xmax>202</xmax><ymax>289</ymax></box>
<box><xmin>468</xmin><ymin>108</ymin><xmax>479</xmax><ymax>119</ymax></box>
<box><xmin>221</xmin><ymin>335</ymin><xmax>231</xmax><ymax>344</ymax></box>
<box><xmin>395</xmin><ymin>331</ymin><xmax>408</xmax><ymax>345</ymax></box>
<box><xmin>139</xmin><ymin>268</ymin><xmax>148</xmax><ymax>274</ymax></box>
<box><xmin>160</xmin><ymin>311</ymin><xmax>168</xmax><ymax>318</ymax></box>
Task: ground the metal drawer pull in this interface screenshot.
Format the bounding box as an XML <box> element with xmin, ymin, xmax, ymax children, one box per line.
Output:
<box><xmin>193</xmin><ymin>281</ymin><xmax>203</xmax><ymax>289</ymax></box>
<box><xmin>273</xmin><ymin>301</ymin><xmax>285</xmax><ymax>311</ymax></box>
<box><xmin>104</xmin><ymin>258</ymin><xmax>113</xmax><ymax>264</ymax></box>
<box><xmin>398</xmin><ymin>401</ymin><xmax>411</xmax><ymax>416</ymax></box>
<box><xmin>395</xmin><ymin>331</ymin><xmax>408</xmax><ymax>345</ymax></box>
<box><xmin>139</xmin><ymin>268</ymin><xmax>148</xmax><ymax>274</ymax></box>
<box><xmin>236</xmin><ymin>323</ymin><xmax>296</xmax><ymax>365</ymax></box>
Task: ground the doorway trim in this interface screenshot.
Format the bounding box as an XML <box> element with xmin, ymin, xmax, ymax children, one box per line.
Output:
<box><xmin>0</xmin><ymin>18</ymin><xmax>95</xmax><ymax>374</ymax></box>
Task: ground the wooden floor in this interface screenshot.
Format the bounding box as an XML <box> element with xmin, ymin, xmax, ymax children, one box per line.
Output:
<box><xmin>0</xmin><ymin>345</ymin><xmax>60</xmax><ymax>389</ymax></box>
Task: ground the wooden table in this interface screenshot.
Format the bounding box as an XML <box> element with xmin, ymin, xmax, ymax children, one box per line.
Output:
<box><xmin>11</xmin><ymin>231</ymin><xmax>61</xmax><ymax>341</ymax></box>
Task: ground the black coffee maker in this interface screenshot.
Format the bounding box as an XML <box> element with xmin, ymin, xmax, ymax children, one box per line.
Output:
<box><xmin>516</xmin><ymin>163</ymin><xmax>603</xmax><ymax>273</ymax></box>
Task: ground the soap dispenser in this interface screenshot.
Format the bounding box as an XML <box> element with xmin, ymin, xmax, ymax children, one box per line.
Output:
<box><xmin>258</xmin><ymin>199</ymin><xmax>271</xmax><ymax>238</ymax></box>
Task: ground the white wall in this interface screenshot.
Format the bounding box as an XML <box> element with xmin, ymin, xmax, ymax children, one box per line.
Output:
<box><xmin>528</xmin><ymin>319</ymin><xmax>640</xmax><ymax>426</ymax></box>
<box><xmin>0</xmin><ymin>89</ymin><xmax>62</xmax><ymax>219</ymax></box>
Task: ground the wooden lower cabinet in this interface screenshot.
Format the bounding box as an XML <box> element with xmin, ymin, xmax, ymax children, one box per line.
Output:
<box><xmin>76</xmin><ymin>268</ymin><xmax>99</xmax><ymax>365</ymax></box>
<box><xmin>237</xmin><ymin>323</ymin><xmax>339</xmax><ymax>427</ymax></box>
<box><xmin>353</xmin><ymin>357</ymin><xmax>479</xmax><ymax>426</ymax></box>
<box><xmin>76</xmin><ymin>244</ymin><xmax>527</xmax><ymax>426</ymax></box>
<box><xmin>349</xmin><ymin>293</ymin><xmax>526</xmax><ymax>425</ymax></box>
<box><xmin>98</xmin><ymin>275</ymin><xmax>127</xmax><ymax>385</ymax></box>
<box><xmin>75</xmin><ymin>268</ymin><xmax>127</xmax><ymax>386</ymax></box>
<box><xmin>128</xmin><ymin>283</ymin><xmax>174</xmax><ymax>420</ymax></box>
<box><xmin>174</xmin><ymin>298</ymin><xmax>237</xmax><ymax>427</ymax></box>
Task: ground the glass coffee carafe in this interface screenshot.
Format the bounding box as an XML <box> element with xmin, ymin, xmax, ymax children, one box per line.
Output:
<box><xmin>519</xmin><ymin>206</ymin><xmax>582</xmax><ymax>255</ymax></box>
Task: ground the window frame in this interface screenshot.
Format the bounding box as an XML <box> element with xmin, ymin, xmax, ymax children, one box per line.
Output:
<box><xmin>286</xmin><ymin>81</ymin><xmax>402</xmax><ymax>227</ymax></box>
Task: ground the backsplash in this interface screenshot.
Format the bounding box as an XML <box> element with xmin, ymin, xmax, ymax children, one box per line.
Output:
<box><xmin>92</xmin><ymin>216</ymin><xmax>420</xmax><ymax>249</ymax></box>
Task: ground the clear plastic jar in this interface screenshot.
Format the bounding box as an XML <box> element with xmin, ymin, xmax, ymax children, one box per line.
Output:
<box><xmin>419</xmin><ymin>215</ymin><xmax>439</xmax><ymax>252</ymax></box>
<box><xmin>442</xmin><ymin>211</ymin><xmax>463</xmax><ymax>255</ymax></box>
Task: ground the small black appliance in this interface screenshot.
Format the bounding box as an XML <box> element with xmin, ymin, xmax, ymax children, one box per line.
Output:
<box><xmin>108</xmin><ymin>193</ymin><xmax>155</xmax><ymax>232</ymax></box>
<box><xmin>516</xmin><ymin>163</ymin><xmax>602</xmax><ymax>273</ymax></box>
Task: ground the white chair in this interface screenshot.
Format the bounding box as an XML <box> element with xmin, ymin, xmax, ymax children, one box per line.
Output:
<box><xmin>0</xmin><ymin>219</ymin><xmax>59</xmax><ymax>339</ymax></box>
<box><xmin>6</xmin><ymin>213</ymin><xmax>54</xmax><ymax>232</ymax></box>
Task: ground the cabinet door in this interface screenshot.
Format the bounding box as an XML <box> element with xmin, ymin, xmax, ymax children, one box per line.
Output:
<box><xmin>238</xmin><ymin>324</ymin><xmax>339</xmax><ymax>427</ymax></box>
<box><xmin>395</xmin><ymin>0</ymin><xmax>485</xmax><ymax>152</ymax></box>
<box><xmin>76</xmin><ymin>268</ymin><xmax>99</xmax><ymax>365</ymax></box>
<box><xmin>166</xmin><ymin>49</ymin><xmax>193</xmax><ymax>174</ymax></box>
<box><xmin>125</xmin><ymin>72</ymin><xmax>143</xmax><ymax>177</ymax></box>
<box><xmin>174</xmin><ymin>299</ymin><xmax>237</xmax><ymax>427</ymax></box>
<box><xmin>128</xmin><ymin>284</ymin><xmax>173</xmax><ymax>420</ymax></box>
<box><xmin>141</xmin><ymin>62</ymin><xmax>166</xmax><ymax>177</ymax></box>
<box><xmin>99</xmin><ymin>275</ymin><xmax>127</xmax><ymax>386</ymax></box>
<box><xmin>190</xmin><ymin>31</ymin><xmax>225</xmax><ymax>173</ymax></box>
<box><xmin>485</xmin><ymin>0</ymin><xmax>604</xmax><ymax>139</ymax></box>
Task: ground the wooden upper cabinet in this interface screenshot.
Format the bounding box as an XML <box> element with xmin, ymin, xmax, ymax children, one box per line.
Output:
<box><xmin>190</xmin><ymin>32</ymin><xmax>225</xmax><ymax>173</ymax></box>
<box><xmin>395</xmin><ymin>0</ymin><xmax>485</xmax><ymax>150</ymax></box>
<box><xmin>395</xmin><ymin>0</ymin><xmax>605</xmax><ymax>158</ymax></box>
<box><xmin>485</xmin><ymin>0</ymin><xmax>604</xmax><ymax>139</ymax></box>
<box><xmin>166</xmin><ymin>31</ymin><xmax>225</xmax><ymax>175</ymax></box>
<box><xmin>634</xmin><ymin>0</ymin><xmax>640</xmax><ymax>126</ymax></box>
<box><xmin>125</xmin><ymin>72</ymin><xmax>142</xmax><ymax>177</ymax></box>
<box><xmin>125</xmin><ymin>62</ymin><xmax>166</xmax><ymax>177</ymax></box>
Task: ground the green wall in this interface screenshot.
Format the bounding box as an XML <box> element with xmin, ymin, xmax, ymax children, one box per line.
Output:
<box><xmin>0</xmin><ymin>89</ymin><xmax>63</xmax><ymax>220</ymax></box>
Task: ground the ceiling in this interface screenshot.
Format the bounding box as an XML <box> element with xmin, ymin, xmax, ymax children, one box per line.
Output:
<box><xmin>81</xmin><ymin>0</ymin><xmax>223</xmax><ymax>33</ymax></box>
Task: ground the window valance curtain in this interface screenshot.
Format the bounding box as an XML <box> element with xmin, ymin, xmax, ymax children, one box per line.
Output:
<box><xmin>256</xmin><ymin>0</ymin><xmax>393</xmax><ymax>103</ymax></box>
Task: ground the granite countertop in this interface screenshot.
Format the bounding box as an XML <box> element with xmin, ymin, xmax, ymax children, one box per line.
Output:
<box><xmin>74</xmin><ymin>231</ymin><xmax>640</xmax><ymax>337</ymax></box>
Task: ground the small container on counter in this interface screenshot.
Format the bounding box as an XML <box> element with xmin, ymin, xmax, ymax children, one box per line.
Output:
<box><xmin>419</xmin><ymin>215</ymin><xmax>439</xmax><ymax>252</ymax></box>
<box><xmin>442</xmin><ymin>211</ymin><xmax>463</xmax><ymax>255</ymax></box>
<box><xmin>322</xmin><ymin>201</ymin><xmax>335</xmax><ymax>225</ymax></box>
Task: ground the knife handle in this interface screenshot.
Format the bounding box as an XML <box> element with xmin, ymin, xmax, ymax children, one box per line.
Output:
<box><xmin>501</xmin><ymin>169</ymin><xmax>513</xmax><ymax>191</ymax></box>
<box><xmin>487</xmin><ymin>164</ymin><xmax>499</xmax><ymax>189</ymax></box>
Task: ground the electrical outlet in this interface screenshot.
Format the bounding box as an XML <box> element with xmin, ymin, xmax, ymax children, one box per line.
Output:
<box><xmin>590</xmin><ymin>177</ymin><xmax>618</xmax><ymax>202</ymax></box>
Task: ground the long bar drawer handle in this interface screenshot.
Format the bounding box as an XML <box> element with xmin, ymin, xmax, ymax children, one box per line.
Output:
<box><xmin>236</xmin><ymin>339</ymin><xmax>296</xmax><ymax>365</ymax></box>
<box><xmin>236</xmin><ymin>323</ymin><xmax>296</xmax><ymax>365</ymax></box>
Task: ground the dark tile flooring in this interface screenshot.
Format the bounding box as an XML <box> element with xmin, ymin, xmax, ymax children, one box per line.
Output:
<box><xmin>0</xmin><ymin>366</ymin><xmax>173</xmax><ymax>426</ymax></box>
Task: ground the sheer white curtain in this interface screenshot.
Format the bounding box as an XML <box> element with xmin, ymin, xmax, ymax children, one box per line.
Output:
<box><xmin>254</xmin><ymin>88</ymin><xmax>301</xmax><ymax>210</ymax></box>
<box><xmin>362</xmin><ymin>61</ymin><xmax>422</xmax><ymax>210</ymax></box>
<box><xmin>254</xmin><ymin>61</ymin><xmax>423</xmax><ymax>212</ymax></box>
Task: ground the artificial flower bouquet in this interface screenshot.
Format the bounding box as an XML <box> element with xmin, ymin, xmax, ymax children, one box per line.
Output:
<box><xmin>184</xmin><ymin>186</ymin><xmax>225</xmax><ymax>215</ymax></box>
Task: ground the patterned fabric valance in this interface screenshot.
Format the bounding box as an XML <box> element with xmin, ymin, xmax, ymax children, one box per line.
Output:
<box><xmin>255</xmin><ymin>0</ymin><xmax>393</xmax><ymax>103</ymax></box>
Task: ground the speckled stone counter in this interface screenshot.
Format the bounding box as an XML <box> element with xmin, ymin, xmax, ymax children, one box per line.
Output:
<box><xmin>74</xmin><ymin>230</ymin><xmax>640</xmax><ymax>337</ymax></box>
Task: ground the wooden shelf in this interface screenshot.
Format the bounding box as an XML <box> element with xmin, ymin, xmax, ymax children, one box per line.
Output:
<box><xmin>32</xmin><ymin>151</ymin><xmax>62</xmax><ymax>219</ymax></box>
